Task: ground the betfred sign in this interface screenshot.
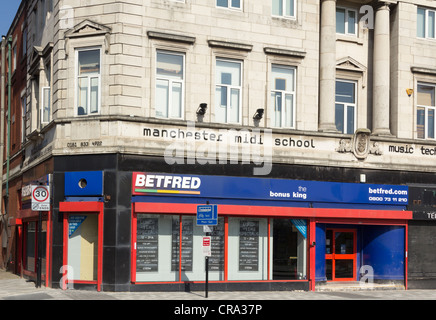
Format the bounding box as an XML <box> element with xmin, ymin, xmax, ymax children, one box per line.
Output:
<box><xmin>132</xmin><ymin>172</ymin><xmax>201</xmax><ymax>195</ymax></box>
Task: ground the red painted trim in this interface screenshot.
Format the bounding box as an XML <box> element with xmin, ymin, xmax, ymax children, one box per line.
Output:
<box><xmin>326</xmin><ymin>228</ymin><xmax>357</xmax><ymax>282</ymax></box>
<box><xmin>131</xmin><ymin>208</ymin><xmax>137</xmax><ymax>283</ymax></box>
<box><xmin>405</xmin><ymin>223</ymin><xmax>408</xmax><ymax>290</ymax></box>
<box><xmin>178</xmin><ymin>216</ymin><xmax>182</xmax><ymax>281</ymax></box>
<box><xmin>60</xmin><ymin>202</ymin><xmax>104</xmax><ymax>291</ymax></box>
<box><xmin>309</xmin><ymin>219</ymin><xmax>316</xmax><ymax>291</ymax></box>
<box><xmin>224</xmin><ymin>216</ymin><xmax>228</xmax><ymax>282</ymax></box>
<box><xmin>267</xmin><ymin>218</ymin><xmax>270</xmax><ymax>281</ymax></box>
<box><xmin>133</xmin><ymin>202</ymin><xmax>413</xmax><ymax>221</ymax></box>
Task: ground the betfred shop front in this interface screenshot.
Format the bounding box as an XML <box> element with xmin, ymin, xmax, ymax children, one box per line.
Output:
<box><xmin>130</xmin><ymin>172</ymin><xmax>411</xmax><ymax>291</ymax></box>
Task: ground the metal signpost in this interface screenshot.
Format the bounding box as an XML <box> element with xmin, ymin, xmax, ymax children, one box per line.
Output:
<box><xmin>197</xmin><ymin>204</ymin><xmax>217</xmax><ymax>298</ymax></box>
<box><xmin>31</xmin><ymin>185</ymin><xmax>50</xmax><ymax>288</ymax></box>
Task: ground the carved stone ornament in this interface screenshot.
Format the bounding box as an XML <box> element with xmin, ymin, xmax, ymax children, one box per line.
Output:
<box><xmin>335</xmin><ymin>128</ymin><xmax>383</xmax><ymax>160</ymax></box>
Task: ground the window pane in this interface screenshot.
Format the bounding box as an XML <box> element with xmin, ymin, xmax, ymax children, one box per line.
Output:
<box><xmin>348</xmin><ymin>10</ymin><xmax>356</xmax><ymax>34</ymax></box>
<box><xmin>336</xmin><ymin>8</ymin><xmax>346</xmax><ymax>34</ymax></box>
<box><xmin>285</xmin><ymin>94</ymin><xmax>293</xmax><ymax>127</ymax></box>
<box><xmin>272</xmin><ymin>92</ymin><xmax>282</xmax><ymax>127</ymax></box>
<box><xmin>156</xmin><ymin>79</ymin><xmax>169</xmax><ymax>118</ymax></box>
<box><xmin>417</xmin><ymin>107</ymin><xmax>425</xmax><ymax>139</ymax></box>
<box><xmin>335</xmin><ymin>103</ymin><xmax>344</xmax><ymax>133</ymax></box>
<box><xmin>417</xmin><ymin>8</ymin><xmax>426</xmax><ymax>37</ymax></box>
<box><xmin>68</xmin><ymin>215</ymin><xmax>98</xmax><ymax>281</ymax></box>
<box><xmin>157</xmin><ymin>52</ymin><xmax>183</xmax><ymax>80</ymax></box>
<box><xmin>217</xmin><ymin>0</ymin><xmax>228</xmax><ymax>8</ymax></box>
<box><xmin>347</xmin><ymin>105</ymin><xmax>355</xmax><ymax>134</ymax></box>
<box><xmin>272</xmin><ymin>219</ymin><xmax>307</xmax><ymax>280</ymax></box>
<box><xmin>171</xmin><ymin>82</ymin><xmax>182</xmax><ymax>118</ymax></box>
<box><xmin>43</xmin><ymin>87</ymin><xmax>50</xmax><ymax>122</ymax></box>
<box><xmin>229</xmin><ymin>88</ymin><xmax>240</xmax><ymax>123</ymax></box>
<box><xmin>78</xmin><ymin>78</ymin><xmax>88</xmax><ymax>115</ymax></box>
<box><xmin>90</xmin><ymin>77</ymin><xmax>99</xmax><ymax>114</ymax></box>
<box><xmin>336</xmin><ymin>81</ymin><xmax>355</xmax><ymax>103</ymax></box>
<box><xmin>429</xmin><ymin>109</ymin><xmax>435</xmax><ymax>139</ymax></box>
<box><xmin>418</xmin><ymin>85</ymin><xmax>435</xmax><ymax>106</ymax></box>
<box><xmin>215</xmin><ymin>87</ymin><xmax>227</xmax><ymax>122</ymax></box>
<box><xmin>78</xmin><ymin>50</ymin><xmax>100</xmax><ymax>75</ymax></box>
<box><xmin>285</xmin><ymin>0</ymin><xmax>294</xmax><ymax>16</ymax></box>
<box><xmin>231</xmin><ymin>0</ymin><xmax>241</xmax><ymax>8</ymax></box>
<box><xmin>26</xmin><ymin>222</ymin><xmax>36</xmax><ymax>272</ymax></box>
<box><xmin>216</xmin><ymin>60</ymin><xmax>241</xmax><ymax>86</ymax></box>
<box><xmin>272</xmin><ymin>65</ymin><xmax>294</xmax><ymax>91</ymax></box>
<box><xmin>272</xmin><ymin>0</ymin><xmax>282</xmax><ymax>16</ymax></box>
<box><xmin>429</xmin><ymin>11</ymin><xmax>435</xmax><ymax>38</ymax></box>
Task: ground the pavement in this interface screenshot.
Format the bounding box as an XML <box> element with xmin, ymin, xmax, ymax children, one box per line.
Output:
<box><xmin>1</xmin><ymin>268</ymin><xmax>436</xmax><ymax>301</ymax></box>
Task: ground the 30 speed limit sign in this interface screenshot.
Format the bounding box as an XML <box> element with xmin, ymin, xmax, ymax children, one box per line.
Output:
<box><xmin>31</xmin><ymin>185</ymin><xmax>50</xmax><ymax>211</ymax></box>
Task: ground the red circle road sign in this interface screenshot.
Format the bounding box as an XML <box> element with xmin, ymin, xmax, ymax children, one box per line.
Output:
<box><xmin>32</xmin><ymin>186</ymin><xmax>49</xmax><ymax>202</ymax></box>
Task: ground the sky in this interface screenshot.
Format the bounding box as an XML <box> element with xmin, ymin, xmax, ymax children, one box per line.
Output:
<box><xmin>0</xmin><ymin>0</ymin><xmax>22</xmax><ymax>37</ymax></box>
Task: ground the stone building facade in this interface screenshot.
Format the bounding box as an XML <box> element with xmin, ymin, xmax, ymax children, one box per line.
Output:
<box><xmin>0</xmin><ymin>0</ymin><xmax>436</xmax><ymax>291</ymax></box>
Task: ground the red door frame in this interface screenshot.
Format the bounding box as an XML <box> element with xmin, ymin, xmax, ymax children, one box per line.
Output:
<box><xmin>60</xmin><ymin>201</ymin><xmax>104</xmax><ymax>291</ymax></box>
<box><xmin>325</xmin><ymin>228</ymin><xmax>357</xmax><ymax>281</ymax></box>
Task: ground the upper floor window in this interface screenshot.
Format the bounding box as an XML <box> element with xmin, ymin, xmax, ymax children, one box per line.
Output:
<box><xmin>217</xmin><ymin>0</ymin><xmax>241</xmax><ymax>10</ymax></box>
<box><xmin>76</xmin><ymin>48</ymin><xmax>101</xmax><ymax>116</ymax></box>
<box><xmin>215</xmin><ymin>58</ymin><xmax>242</xmax><ymax>124</ymax></box>
<box><xmin>417</xmin><ymin>83</ymin><xmax>435</xmax><ymax>139</ymax></box>
<box><xmin>417</xmin><ymin>7</ymin><xmax>435</xmax><ymax>39</ymax></box>
<box><xmin>335</xmin><ymin>80</ymin><xmax>356</xmax><ymax>134</ymax></box>
<box><xmin>272</xmin><ymin>0</ymin><xmax>295</xmax><ymax>18</ymax></box>
<box><xmin>336</xmin><ymin>7</ymin><xmax>357</xmax><ymax>36</ymax></box>
<box><xmin>270</xmin><ymin>65</ymin><xmax>295</xmax><ymax>128</ymax></box>
<box><xmin>155</xmin><ymin>51</ymin><xmax>184</xmax><ymax>119</ymax></box>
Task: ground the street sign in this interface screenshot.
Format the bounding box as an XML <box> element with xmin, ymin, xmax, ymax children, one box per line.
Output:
<box><xmin>196</xmin><ymin>205</ymin><xmax>218</xmax><ymax>226</ymax></box>
<box><xmin>31</xmin><ymin>185</ymin><xmax>50</xmax><ymax>211</ymax></box>
<box><xmin>202</xmin><ymin>236</ymin><xmax>211</xmax><ymax>257</ymax></box>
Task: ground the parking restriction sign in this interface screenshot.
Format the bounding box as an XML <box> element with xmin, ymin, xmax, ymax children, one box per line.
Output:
<box><xmin>31</xmin><ymin>185</ymin><xmax>50</xmax><ymax>211</ymax></box>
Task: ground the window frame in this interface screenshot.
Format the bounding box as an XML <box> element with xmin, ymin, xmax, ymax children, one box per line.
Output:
<box><xmin>271</xmin><ymin>0</ymin><xmax>296</xmax><ymax>19</ymax></box>
<box><xmin>336</xmin><ymin>7</ymin><xmax>358</xmax><ymax>36</ymax></box>
<box><xmin>214</xmin><ymin>57</ymin><xmax>243</xmax><ymax>125</ymax></box>
<box><xmin>270</xmin><ymin>64</ymin><xmax>296</xmax><ymax>129</ymax></box>
<box><xmin>75</xmin><ymin>47</ymin><xmax>102</xmax><ymax>117</ymax></box>
<box><xmin>155</xmin><ymin>50</ymin><xmax>185</xmax><ymax>120</ymax></box>
<box><xmin>417</xmin><ymin>7</ymin><xmax>436</xmax><ymax>39</ymax></box>
<box><xmin>41</xmin><ymin>86</ymin><xmax>51</xmax><ymax>124</ymax></box>
<box><xmin>417</xmin><ymin>82</ymin><xmax>436</xmax><ymax>140</ymax></box>
<box><xmin>335</xmin><ymin>79</ymin><xmax>357</xmax><ymax>134</ymax></box>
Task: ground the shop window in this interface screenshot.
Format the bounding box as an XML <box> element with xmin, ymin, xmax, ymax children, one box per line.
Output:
<box><xmin>67</xmin><ymin>214</ymin><xmax>98</xmax><ymax>281</ymax></box>
<box><xmin>272</xmin><ymin>219</ymin><xmax>307</xmax><ymax>280</ymax></box>
<box><xmin>227</xmin><ymin>218</ymin><xmax>268</xmax><ymax>280</ymax></box>
<box><xmin>135</xmin><ymin>215</ymin><xmax>225</xmax><ymax>282</ymax></box>
<box><xmin>25</xmin><ymin>222</ymin><xmax>36</xmax><ymax>272</ymax></box>
<box><xmin>24</xmin><ymin>221</ymin><xmax>46</xmax><ymax>275</ymax></box>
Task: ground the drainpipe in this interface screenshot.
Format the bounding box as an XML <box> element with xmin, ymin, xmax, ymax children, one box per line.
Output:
<box><xmin>6</xmin><ymin>36</ymin><xmax>11</xmax><ymax>211</ymax></box>
<box><xmin>0</xmin><ymin>37</ymin><xmax>5</xmax><ymax>266</ymax></box>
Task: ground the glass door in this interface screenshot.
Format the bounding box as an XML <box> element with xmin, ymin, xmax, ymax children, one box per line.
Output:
<box><xmin>325</xmin><ymin>229</ymin><xmax>356</xmax><ymax>281</ymax></box>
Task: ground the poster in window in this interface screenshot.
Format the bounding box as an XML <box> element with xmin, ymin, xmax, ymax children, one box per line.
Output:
<box><xmin>239</xmin><ymin>220</ymin><xmax>259</xmax><ymax>271</ymax></box>
<box><xmin>136</xmin><ymin>217</ymin><xmax>159</xmax><ymax>272</ymax></box>
<box><xmin>171</xmin><ymin>218</ymin><xmax>193</xmax><ymax>272</ymax></box>
<box><xmin>209</xmin><ymin>218</ymin><xmax>225</xmax><ymax>271</ymax></box>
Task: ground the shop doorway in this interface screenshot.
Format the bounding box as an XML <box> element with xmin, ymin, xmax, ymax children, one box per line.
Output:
<box><xmin>60</xmin><ymin>202</ymin><xmax>103</xmax><ymax>291</ymax></box>
<box><xmin>325</xmin><ymin>229</ymin><xmax>356</xmax><ymax>281</ymax></box>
